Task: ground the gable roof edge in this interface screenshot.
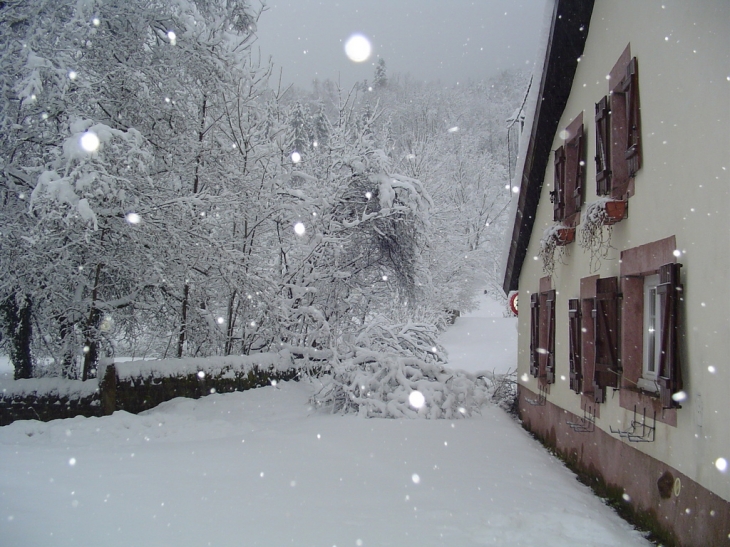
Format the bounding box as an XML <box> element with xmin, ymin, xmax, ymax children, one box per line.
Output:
<box><xmin>500</xmin><ymin>0</ymin><xmax>595</xmax><ymax>294</ymax></box>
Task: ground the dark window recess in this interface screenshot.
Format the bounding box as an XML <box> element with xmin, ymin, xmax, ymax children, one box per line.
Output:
<box><xmin>592</xmin><ymin>277</ymin><xmax>620</xmax><ymax>403</ymax></box>
<box><xmin>567</xmin><ymin>125</ymin><xmax>585</xmax><ymax>212</ymax></box>
<box><xmin>568</xmin><ymin>298</ymin><xmax>582</xmax><ymax>393</ymax></box>
<box><xmin>621</xmin><ymin>57</ymin><xmax>642</xmax><ymax>177</ymax></box>
<box><xmin>545</xmin><ymin>289</ymin><xmax>556</xmax><ymax>384</ymax></box>
<box><xmin>552</xmin><ymin>146</ymin><xmax>566</xmax><ymax>221</ymax></box>
<box><xmin>657</xmin><ymin>263</ymin><xmax>682</xmax><ymax>408</ymax></box>
<box><xmin>530</xmin><ymin>293</ymin><xmax>540</xmax><ymax>378</ymax></box>
<box><xmin>595</xmin><ymin>96</ymin><xmax>611</xmax><ymax>196</ymax></box>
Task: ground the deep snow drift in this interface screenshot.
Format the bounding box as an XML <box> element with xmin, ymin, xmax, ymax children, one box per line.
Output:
<box><xmin>0</xmin><ymin>296</ymin><xmax>650</xmax><ymax>546</ymax></box>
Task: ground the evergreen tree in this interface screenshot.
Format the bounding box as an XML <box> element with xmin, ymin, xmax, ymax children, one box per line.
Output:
<box><xmin>290</xmin><ymin>102</ymin><xmax>312</xmax><ymax>154</ymax></box>
<box><xmin>313</xmin><ymin>103</ymin><xmax>330</xmax><ymax>148</ymax></box>
<box><xmin>374</xmin><ymin>58</ymin><xmax>388</xmax><ymax>89</ymax></box>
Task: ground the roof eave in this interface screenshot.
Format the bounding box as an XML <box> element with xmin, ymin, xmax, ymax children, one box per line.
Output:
<box><xmin>501</xmin><ymin>0</ymin><xmax>595</xmax><ymax>294</ymax></box>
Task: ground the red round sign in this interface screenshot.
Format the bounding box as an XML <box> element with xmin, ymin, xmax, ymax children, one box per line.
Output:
<box><xmin>508</xmin><ymin>291</ymin><xmax>518</xmax><ymax>316</ymax></box>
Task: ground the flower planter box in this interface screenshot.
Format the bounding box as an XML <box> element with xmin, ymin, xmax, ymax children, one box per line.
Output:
<box><xmin>603</xmin><ymin>200</ymin><xmax>627</xmax><ymax>225</ymax></box>
<box><xmin>555</xmin><ymin>226</ymin><xmax>576</xmax><ymax>246</ymax></box>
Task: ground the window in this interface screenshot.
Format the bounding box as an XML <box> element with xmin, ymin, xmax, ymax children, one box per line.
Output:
<box><xmin>530</xmin><ymin>293</ymin><xmax>540</xmax><ymax>378</ymax></box>
<box><xmin>544</xmin><ymin>289</ymin><xmax>556</xmax><ymax>384</ymax></box>
<box><xmin>656</xmin><ymin>263</ymin><xmax>683</xmax><ymax>408</ymax></box>
<box><xmin>594</xmin><ymin>96</ymin><xmax>611</xmax><ymax>195</ymax></box>
<box><xmin>553</xmin><ymin>145</ymin><xmax>566</xmax><ymax>221</ymax></box>
<box><xmin>638</xmin><ymin>274</ymin><xmax>661</xmax><ymax>392</ymax></box>
<box><xmin>568</xmin><ymin>298</ymin><xmax>582</xmax><ymax>393</ymax></box>
<box><xmin>595</xmin><ymin>45</ymin><xmax>642</xmax><ymax>200</ymax></box>
<box><xmin>529</xmin><ymin>288</ymin><xmax>555</xmax><ymax>384</ymax></box>
<box><xmin>553</xmin><ymin>113</ymin><xmax>585</xmax><ymax>223</ymax></box>
<box><xmin>591</xmin><ymin>277</ymin><xmax>620</xmax><ymax>403</ymax></box>
<box><xmin>619</xmin><ymin>238</ymin><xmax>683</xmax><ymax>414</ymax></box>
<box><xmin>566</xmin><ymin>123</ymin><xmax>585</xmax><ymax>212</ymax></box>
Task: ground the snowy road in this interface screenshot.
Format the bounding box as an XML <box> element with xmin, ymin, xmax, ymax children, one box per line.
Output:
<box><xmin>0</xmin><ymin>296</ymin><xmax>650</xmax><ymax>546</ymax></box>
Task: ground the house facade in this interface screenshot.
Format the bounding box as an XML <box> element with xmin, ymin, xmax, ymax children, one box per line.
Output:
<box><xmin>501</xmin><ymin>1</ymin><xmax>730</xmax><ymax>545</ymax></box>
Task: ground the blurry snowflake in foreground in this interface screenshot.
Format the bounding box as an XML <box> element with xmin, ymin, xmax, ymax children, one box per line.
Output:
<box><xmin>408</xmin><ymin>390</ymin><xmax>425</xmax><ymax>409</ymax></box>
<box><xmin>80</xmin><ymin>132</ymin><xmax>100</xmax><ymax>152</ymax></box>
<box><xmin>716</xmin><ymin>458</ymin><xmax>728</xmax><ymax>473</ymax></box>
<box><xmin>345</xmin><ymin>34</ymin><xmax>371</xmax><ymax>62</ymax></box>
<box><xmin>125</xmin><ymin>212</ymin><xmax>141</xmax><ymax>224</ymax></box>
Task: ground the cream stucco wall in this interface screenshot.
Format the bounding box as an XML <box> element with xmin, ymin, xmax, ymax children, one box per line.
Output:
<box><xmin>516</xmin><ymin>0</ymin><xmax>730</xmax><ymax>502</ymax></box>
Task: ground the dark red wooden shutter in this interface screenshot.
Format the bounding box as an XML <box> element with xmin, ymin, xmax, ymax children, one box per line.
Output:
<box><xmin>621</xmin><ymin>57</ymin><xmax>642</xmax><ymax>177</ymax></box>
<box><xmin>592</xmin><ymin>277</ymin><xmax>619</xmax><ymax>403</ymax></box>
<box><xmin>595</xmin><ymin>96</ymin><xmax>611</xmax><ymax>195</ymax></box>
<box><xmin>545</xmin><ymin>290</ymin><xmax>556</xmax><ymax>384</ymax></box>
<box><xmin>568</xmin><ymin>298</ymin><xmax>582</xmax><ymax>393</ymax></box>
<box><xmin>530</xmin><ymin>293</ymin><xmax>540</xmax><ymax>378</ymax></box>
<box><xmin>568</xmin><ymin>125</ymin><xmax>585</xmax><ymax>211</ymax></box>
<box><xmin>553</xmin><ymin>146</ymin><xmax>566</xmax><ymax>221</ymax></box>
<box><xmin>657</xmin><ymin>263</ymin><xmax>682</xmax><ymax>408</ymax></box>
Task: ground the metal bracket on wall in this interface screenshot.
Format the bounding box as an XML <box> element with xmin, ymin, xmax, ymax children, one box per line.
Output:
<box><xmin>525</xmin><ymin>382</ymin><xmax>547</xmax><ymax>406</ymax></box>
<box><xmin>609</xmin><ymin>405</ymin><xmax>656</xmax><ymax>442</ymax></box>
<box><xmin>567</xmin><ymin>404</ymin><xmax>596</xmax><ymax>432</ymax></box>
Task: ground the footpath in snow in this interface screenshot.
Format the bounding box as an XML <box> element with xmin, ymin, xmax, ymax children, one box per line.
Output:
<box><xmin>0</xmin><ymin>298</ymin><xmax>651</xmax><ymax>547</ymax></box>
<box><xmin>438</xmin><ymin>291</ymin><xmax>517</xmax><ymax>376</ymax></box>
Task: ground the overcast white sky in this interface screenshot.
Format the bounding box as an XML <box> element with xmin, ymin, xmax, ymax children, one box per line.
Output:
<box><xmin>253</xmin><ymin>0</ymin><xmax>549</xmax><ymax>90</ymax></box>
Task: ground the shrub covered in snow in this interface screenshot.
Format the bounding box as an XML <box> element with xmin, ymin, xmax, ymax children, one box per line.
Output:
<box><xmin>311</xmin><ymin>350</ymin><xmax>490</xmax><ymax>419</ymax></box>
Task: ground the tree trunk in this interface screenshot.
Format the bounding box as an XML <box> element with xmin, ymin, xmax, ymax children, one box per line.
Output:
<box><xmin>177</xmin><ymin>283</ymin><xmax>190</xmax><ymax>358</ymax></box>
<box><xmin>0</xmin><ymin>294</ymin><xmax>34</xmax><ymax>379</ymax></box>
<box><xmin>82</xmin><ymin>263</ymin><xmax>104</xmax><ymax>381</ymax></box>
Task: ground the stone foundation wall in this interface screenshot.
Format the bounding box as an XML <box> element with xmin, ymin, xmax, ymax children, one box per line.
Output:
<box><xmin>518</xmin><ymin>385</ymin><xmax>730</xmax><ymax>547</ymax></box>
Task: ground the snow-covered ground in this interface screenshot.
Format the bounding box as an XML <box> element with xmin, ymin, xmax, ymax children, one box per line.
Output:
<box><xmin>0</xmin><ymin>297</ymin><xmax>651</xmax><ymax>547</ymax></box>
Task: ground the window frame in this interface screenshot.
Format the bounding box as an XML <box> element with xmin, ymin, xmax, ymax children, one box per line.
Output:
<box><xmin>619</xmin><ymin>237</ymin><xmax>682</xmax><ymax>422</ymax></box>
<box><xmin>595</xmin><ymin>44</ymin><xmax>642</xmax><ymax>201</ymax></box>
<box><xmin>568</xmin><ymin>298</ymin><xmax>582</xmax><ymax>393</ymax></box>
<box><xmin>553</xmin><ymin>113</ymin><xmax>585</xmax><ymax>223</ymax></box>
<box><xmin>530</xmin><ymin>292</ymin><xmax>540</xmax><ymax>378</ymax></box>
<box><xmin>592</xmin><ymin>276</ymin><xmax>620</xmax><ymax>404</ymax></box>
<box><xmin>637</xmin><ymin>273</ymin><xmax>661</xmax><ymax>393</ymax></box>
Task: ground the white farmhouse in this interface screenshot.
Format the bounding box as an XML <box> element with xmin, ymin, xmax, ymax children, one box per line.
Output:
<box><xmin>501</xmin><ymin>1</ymin><xmax>730</xmax><ymax>545</ymax></box>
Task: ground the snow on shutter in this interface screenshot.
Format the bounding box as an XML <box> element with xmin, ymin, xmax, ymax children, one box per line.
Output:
<box><xmin>553</xmin><ymin>146</ymin><xmax>566</xmax><ymax>221</ymax></box>
<box><xmin>657</xmin><ymin>263</ymin><xmax>682</xmax><ymax>408</ymax></box>
<box><xmin>621</xmin><ymin>57</ymin><xmax>642</xmax><ymax>177</ymax></box>
<box><xmin>530</xmin><ymin>293</ymin><xmax>540</xmax><ymax>378</ymax></box>
<box><xmin>545</xmin><ymin>290</ymin><xmax>556</xmax><ymax>384</ymax></box>
<box><xmin>568</xmin><ymin>125</ymin><xmax>585</xmax><ymax>211</ymax></box>
<box><xmin>595</xmin><ymin>96</ymin><xmax>611</xmax><ymax>196</ymax></box>
<box><xmin>568</xmin><ymin>298</ymin><xmax>582</xmax><ymax>393</ymax></box>
<box><xmin>592</xmin><ymin>277</ymin><xmax>619</xmax><ymax>403</ymax></box>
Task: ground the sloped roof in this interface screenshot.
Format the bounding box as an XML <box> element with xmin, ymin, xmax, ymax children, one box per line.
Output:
<box><xmin>501</xmin><ymin>0</ymin><xmax>595</xmax><ymax>293</ymax></box>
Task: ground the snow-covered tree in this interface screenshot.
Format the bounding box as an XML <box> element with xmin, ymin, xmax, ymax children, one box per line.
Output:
<box><xmin>0</xmin><ymin>0</ymin><xmax>265</xmax><ymax>377</ymax></box>
<box><xmin>373</xmin><ymin>58</ymin><xmax>388</xmax><ymax>89</ymax></box>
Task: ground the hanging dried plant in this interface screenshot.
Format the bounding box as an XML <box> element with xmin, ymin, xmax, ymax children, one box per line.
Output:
<box><xmin>579</xmin><ymin>199</ymin><xmax>623</xmax><ymax>272</ymax></box>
